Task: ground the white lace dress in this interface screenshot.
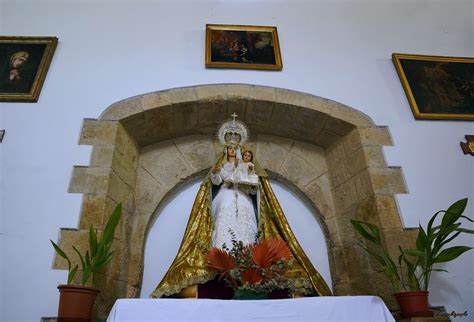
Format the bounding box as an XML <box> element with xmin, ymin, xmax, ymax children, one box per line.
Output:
<box><xmin>210</xmin><ymin>161</ymin><xmax>258</xmax><ymax>249</ymax></box>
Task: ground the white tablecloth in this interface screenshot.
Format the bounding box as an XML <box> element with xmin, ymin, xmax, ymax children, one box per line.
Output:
<box><xmin>106</xmin><ymin>296</ymin><xmax>395</xmax><ymax>322</ymax></box>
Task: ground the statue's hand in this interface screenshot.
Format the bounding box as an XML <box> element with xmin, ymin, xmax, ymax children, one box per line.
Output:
<box><xmin>212</xmin><ymin>164</ymin><xmax>221</xmax><ymax>174</ymax></box>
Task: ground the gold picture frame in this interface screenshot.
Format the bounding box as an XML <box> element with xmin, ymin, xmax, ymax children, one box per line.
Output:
<box><xmin>392</xmin><ymin>53</ymin><xmax>474</xmax><ymax>120</ymax></box>
<box><xmin>0</xmin><ymin>36</ymin><xmax>58</xmax><ymax>102</ymax></box>
<box><xmin>205</xmin><ymin>24</ymin><xmax>282</xmax><ymax>71</ymax></box>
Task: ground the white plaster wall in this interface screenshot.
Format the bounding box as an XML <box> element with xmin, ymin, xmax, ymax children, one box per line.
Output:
<box><xmin>141</xmin><ymin>178</ymin><xmax>332</xmax><ymax>299</ymax></box>
<box><xmin>1</xmin><ymin>0</ymin><xmax>6</xmax><ymax>319</ymax></box>
<box><xmin>0</xmin><ymin>0</ymin><xmax>473</xmax><ymax>321</ymax></box>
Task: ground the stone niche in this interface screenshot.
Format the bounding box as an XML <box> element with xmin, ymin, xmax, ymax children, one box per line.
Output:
<box><xmin>53</xmin><ymin>84</ymin><xmax>415</xmax><ymax>320</ymax></box>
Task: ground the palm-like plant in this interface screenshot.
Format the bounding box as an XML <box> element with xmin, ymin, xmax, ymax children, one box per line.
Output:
<box><xmin>401</xmin><ymin>198</ymin><xmax>473</xmax><ymax>291</ymax></box>
<box><xmin>51</xmin><ymin>203</ymin><xmax>122</xmax><ymax>286</ymax></box>
<box><xmin>351</xmin><ymin>198</ymin><xmax>473</xmax><ymax>293</ymax></box>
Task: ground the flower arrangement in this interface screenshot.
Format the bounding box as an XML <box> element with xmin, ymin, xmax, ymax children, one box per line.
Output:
<box><xmin>206</xmin><ymin>237</ymin><xmax>296</xmax><ymax>298</ymax></box>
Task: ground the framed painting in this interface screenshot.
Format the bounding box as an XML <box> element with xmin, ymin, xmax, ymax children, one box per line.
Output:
<box><xmin>392</xmin><ymin>53</ymin><xmax>474</xmax><ymax>120</ymax></box>
<box><xmin>0</xmin><ymin>36</ymin><xmax>58</xmax><ymax>102</ymax></box>
<box><xmin>205</xmin><ymin>24</ymin><xmax>283</xmax><ymax>70</ymax></box>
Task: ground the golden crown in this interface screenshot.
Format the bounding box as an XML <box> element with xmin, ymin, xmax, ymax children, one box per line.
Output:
<box><xmin>217</xmin><ymin>113</ymin><xmax>248</xmax><ymax>146</ymax></box>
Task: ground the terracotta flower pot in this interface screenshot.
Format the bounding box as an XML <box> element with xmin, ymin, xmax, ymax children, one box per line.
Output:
<box><xmin>394</xmin><ymin>291</ymin><xmax>434</xmax><ymax>318</ymax></box>
<box><xmin>57</xmin><ymin>284</ymin><xmax>100</xmax><ymax>322</ymax></box>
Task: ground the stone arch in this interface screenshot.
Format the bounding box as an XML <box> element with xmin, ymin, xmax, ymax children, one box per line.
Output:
<box><xmin>53</xmin><ymin>84</ymin><xmax>413</xmax><ymax>319</ymax></box>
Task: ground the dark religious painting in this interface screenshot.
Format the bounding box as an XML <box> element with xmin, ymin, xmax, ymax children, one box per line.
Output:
<box><xmin>206</xmin><ymin>24</ymin><xmax>282</xmax><ymax>70</ymax></box>
<box><xmin>0</xmin><ymin>36</ymin><xmax>58</xmax><ymax>102</ymax></box>
<box><xmin>392</xmin><ymin>53</ymin><xmax>474</xmax><ymax>120</ymax></box>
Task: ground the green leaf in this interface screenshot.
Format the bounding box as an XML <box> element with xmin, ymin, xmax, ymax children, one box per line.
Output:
<box><xmin>441</xmin><ymin>198</ymin><xmax>467</xmax><ymax>228</ymax></box>
<box><xmin>399</xmin><ymin>250</ymin><xmax>420</xmax><ymax>291</ymax></box>
<box><xmin>434</xmin><ymin>246</ymin><xmax>472</xmax><ymax>263</ymax></box>
<box><xmin>68</xmin><ymin>265</ymin><xmax>78</xmax><ymax>284</ymax></box>
<box><xmin>426</xmin><ymin>211</ymin><xmax>443</xmax><ymax>238</ymax></box>
<box><xmin>403</xmin><ymin>249</ymin><xmax>426</xmax><ymax>258</ymax></box>
<box><xmin>436</xmin><ymin>223</ymin><xmax>461</xmax><ymax>237</ymax></box>
<box><xmin>416</xmin><ymin>224</ymin><xmax>428</xmax><ymax>250</ymax></box>
<box><xmin>433</xmin><ymin>224</ymin><xmax>461</xmax><ymax>255</ymax></box>
<box><xmin>368</xmin><ymin>224</ymin><xmax>381</xmax><ymax>243</ymax></box>
<box><xmin>448</xmin><ymin>198</ymin><xmax>468</xmax><ymax>213</ymax></box>
<box><xmin>460</xmin><ymin>215</ymin><xmax>474</xmax><ymax>223</ymax></box>
<box><xmin>51</xmin><ymin>240</ymin><xmax>80</xmax><ymax>284</ymax></box>
<box><xmin>351</xmin><ymin>220</ymin><xmax>379</xmax><ymax>244</ymax></box>
<box><xmin>417</xmin><ymin>225</ymin><xmax>430</xmax><ymax>265</ymax></box>
<box><xmin>385</xmin><ymin>255</ymin><xmax>401</xmax><ymax>279</ymax></box>
<box><xmin>362</xmin><ymin>246</ymin><xmax>387</xmax><ymax>267</ymax></box>
<box><xmin>100</xmin><ymin>203</ymin><xmax>122</xmax><ymax>248</ymax></box>
<box><xmin>72</xmin><ymin>246</ymin><xmax>86</xmax><ymax>271</ymax></box>
<box><xmin>95</xmin><ymin>252</ymin><xmax>114</xmax><ymax>270</ymax></box>
<box><xmin>94</xmin><ymin>244</ymin><xmax>106</xmax><ymax>262</ymax></box>
<box><xmin>85</xmin><ymin>250</ymin><xmax>91</xmax><ymax>267</ymax></box>
<box><xmin>436</xmin><ymin>231</ymin><xmax>461</xmax><ymax>251</ymax></box>
<box><xmin>50</xmin><ymin>240</ymin><xmax>70</xmax><ymax>262</ymax></box>
<box><xmin>455</xmin><ymin>228</ymin><xmax>474</xmax><ymax>234</ymax></box>
<box><xmin>82</xmin><ymin>267</ymin><xmax>92</xmax><ymax>285</ymax></box>
<box><xmin>89</xmin><ymin>226</ymin><xmax>98</xmax><ymax>257</ymax></box>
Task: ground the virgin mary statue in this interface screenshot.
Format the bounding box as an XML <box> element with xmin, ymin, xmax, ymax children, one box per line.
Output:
<box><xmin>151</xmin><ymin>116</ymin><xmax>332</xmax><ymax>298</ymax></box>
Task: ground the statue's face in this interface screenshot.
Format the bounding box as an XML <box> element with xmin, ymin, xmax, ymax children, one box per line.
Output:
<box><xmin>243</xmin><ymin>151</ymin><xmax>253</xmax><ymax>162</ymax></box>
<box><xmin>227</xmin><ymin>145</ymin><xmax>236</xmax><ymax>158</ymax></box>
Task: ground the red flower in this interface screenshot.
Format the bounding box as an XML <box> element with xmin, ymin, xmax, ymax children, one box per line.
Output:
<box><xmin>251</xmin><ymin>238</ymin><xmax>292</xmax><ymax>269</ymax></box>
<box><xmin>241</xmin><ymin>267</ymin><xmax>263</xmax><ymax>285</ymax></box>
<box><xmin>207</xmin><ymin>247</ymin><xmax>236</xmax><ymax>272</ymax></box>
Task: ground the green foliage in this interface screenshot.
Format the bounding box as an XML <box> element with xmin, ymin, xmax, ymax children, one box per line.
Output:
<box><xmin>351</xmin><ymin>198</ymin><xmax>473</xmax><ymax>292</ymax></box>
<box><xmin>51</xmin><ymin>203</ymin><xmax>122</xmax><ymax>287</ymax></box>
<box><xmin>351</xmin><ymin>220</ymin><xmax>403</xmax><ymax>292</ymax></box>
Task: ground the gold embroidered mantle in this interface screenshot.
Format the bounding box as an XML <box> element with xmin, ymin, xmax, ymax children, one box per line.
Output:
<box><xmin>151</xmin><ymin>154</ymin><xmax>332</xmax><ymax>298</ymax></box>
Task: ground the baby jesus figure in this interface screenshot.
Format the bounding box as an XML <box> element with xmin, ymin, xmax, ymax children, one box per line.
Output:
<box><xmin>221</xmin><ymin>149</ymin><xmax>259</xmax><ymax>194</ymax></box>
<box><xmin>235</xmin><ymin>150</ymin><xmax>258</xmax><ymax>188</ymax></box>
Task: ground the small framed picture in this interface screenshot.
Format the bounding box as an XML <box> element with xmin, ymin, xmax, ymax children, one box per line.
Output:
<box><xmin>392</xmin><ymin>53</ymin><xmax>474</xmax><ymax>120</ymax></box>
<box><xmin>0</xmin><ymin>36</ymin><xmax>58</xmax><ymax>102</ymax></box>
<box><xmin>205</xmin><ymin>24</ymin><xmax>283</xmax><ymax>71</ymax></box>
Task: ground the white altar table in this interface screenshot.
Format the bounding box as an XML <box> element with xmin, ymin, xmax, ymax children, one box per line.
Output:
<box><xmin>106</xmin><ymin>296</ymin><xmax>395</xmax><ymax>322</ymax></box>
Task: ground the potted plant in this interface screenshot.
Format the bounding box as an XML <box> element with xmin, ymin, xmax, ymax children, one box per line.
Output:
<box><xmin>351</xmin><ymin>198</ymin><xmax>473</xmax><ymax>318</ymax></box>
<box><xmin>206</xmin><ymin>237</ymin><xmax>313</xmax><ymax>299</ymax></box>
<box><xmin>51</xmin><ymin>203</ymin><xmax>122</xmax><ymax>321</ymax></box>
